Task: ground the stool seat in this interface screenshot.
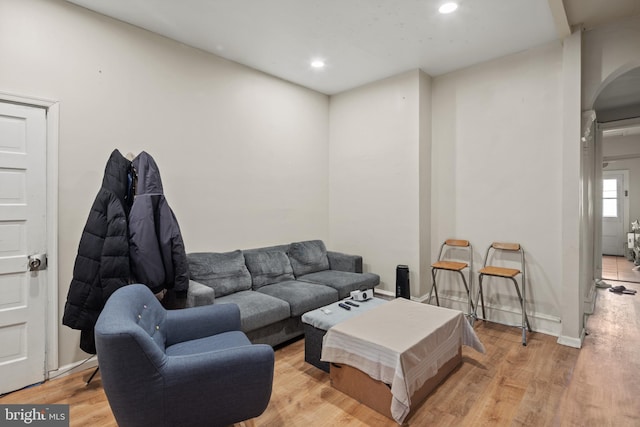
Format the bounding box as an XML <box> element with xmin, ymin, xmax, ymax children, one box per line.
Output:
<box><xmin>432</xmin><ymin>261</ymin><xmax>467</xmax><ymax>271</ymax></box>
<box><xmin>479</xmin><ymin>266</ymin><xmax>520</xmax><ymax>278</ymax></box>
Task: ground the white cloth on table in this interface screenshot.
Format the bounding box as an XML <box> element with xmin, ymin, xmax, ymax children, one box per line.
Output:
<box><xmin>321</xmin><ymin>298</ymin><xmax>485</xmax><ymax>424</ymax></box>
<box><xmin>301</xmin><ymin>297</ymin><xmax>388</xmax><ymax>331</ymax></box>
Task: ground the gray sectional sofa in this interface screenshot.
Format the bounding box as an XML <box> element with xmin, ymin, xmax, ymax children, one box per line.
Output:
<box><xmin>185</xmin><ymin>240</ymin><xmax>379</xmax><ymax>347</ymax></box>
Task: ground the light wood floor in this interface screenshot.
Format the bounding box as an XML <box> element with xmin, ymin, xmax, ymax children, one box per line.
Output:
<box><xmin>2</xmin><ymin>285</ymin><xmax>639</xmax><ymax>426</ymax></box>
<box><xmin>602</xmin><ymin>255</ymin><xmax>640</xmax><ymax>283</ymax></box>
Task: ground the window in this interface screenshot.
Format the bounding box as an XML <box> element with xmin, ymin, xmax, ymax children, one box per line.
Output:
<box><xmin>603</xmin><ymin>178</ymin><xmax>618</xmax><ymax>218</ymax></box>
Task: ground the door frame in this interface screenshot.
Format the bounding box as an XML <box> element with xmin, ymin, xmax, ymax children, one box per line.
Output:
<box><xmin>596</xmin><ymin>117</ymin><xmax>640</xmax><ymax>273</ymax></box>
<box><xmin>0</xmin><ymin>91</ymin><xmax>59</xmax><ymax>374</ymax></box>
<box><xmin>601</xmin><ymin>169</ymin><xmax>629</xmax><ymax>256</ymax></box>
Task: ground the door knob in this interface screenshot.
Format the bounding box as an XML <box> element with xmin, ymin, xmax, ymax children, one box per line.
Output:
<box><xmin>29</xmin><ymin>258</ymin><xmax>41</xmax><ymax>270</ymax></box>
<box><xmin>28</xmin><ymin>254</ymin><xmax>47</xmax><ymax>271</ymax></box>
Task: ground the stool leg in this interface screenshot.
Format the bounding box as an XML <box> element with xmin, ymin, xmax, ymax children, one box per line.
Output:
<box><xmin>473</xmin><ymin>275</ymin><xmax>479</xmax><ymax>320</ymax></box>
<box><xmin>457</xmin><ymin>270</ymin><xmax>475</xmax><ymax>315</ymax></box>
<box><xmin>510</xmin><ymin>277</ymin><xmax>531</xmax><ymax>331</ymax></box>
<box><xmin>476</xmin><ymin>274</ymin><xmax>486</xmax><ymax>320</ymax></box>
<box><xmin>429</xmin><ymin>269</ymin><xmax>440</xmax><ymax>306</ymax></box>
<box><xmin>510</xmin><ymin>277</ymin><xmax>531</xmax><ymax>346</ymax></box>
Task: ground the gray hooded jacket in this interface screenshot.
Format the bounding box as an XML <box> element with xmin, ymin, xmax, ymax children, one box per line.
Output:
<box><xmin>129</xmin><ymin>151</ymin><xmax>189</xmax><ymax>297</ymax></box>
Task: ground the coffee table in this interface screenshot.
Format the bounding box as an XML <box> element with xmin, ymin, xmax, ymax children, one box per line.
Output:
<box><xmin>301</xmin><ymin>297</ymin><xmax>388</xmax><ymax>372</ymax></box>
<box><xmin>321</xmin><ymin>298</ymin><xmax>485</xmax><ymax>424</ymax></box>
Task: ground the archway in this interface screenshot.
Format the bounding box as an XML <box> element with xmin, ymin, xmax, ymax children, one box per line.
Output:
<box><xmin>592</xmin><ymin>66</ymin><xmax>640</xmax><ymax>285</ymax></box>
<box><xmin>594</xmin><ymin>66</ymin><xmax>640</xmax><ymax>123</ymax></box>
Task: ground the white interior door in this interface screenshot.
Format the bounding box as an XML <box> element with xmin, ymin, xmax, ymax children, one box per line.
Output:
<box><xmin>0</xmin><ymin>101</ymin><xmax>47</xmax><ymax>394</ymax></box>
<box><xmin>602</xmin><ymin>171</ymin><xmax>626</xmax><ymax>256</ymax></box>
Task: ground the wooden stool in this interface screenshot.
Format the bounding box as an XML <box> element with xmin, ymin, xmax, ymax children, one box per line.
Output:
<box><xmin>475</xmin><ymin>242</ymin><xmax>531</xmax><ymax>346</ymax></box>
<box><xmin>428</xmin><ymin>239</ymin><xmax>474</xmax><ymax>318</ymax></box>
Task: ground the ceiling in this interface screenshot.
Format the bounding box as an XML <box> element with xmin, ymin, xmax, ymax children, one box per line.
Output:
<box><xmin>563</xmin><ymin>0</ymin><xmax>640</xmax><ymax>30</ymax></box>
<box><xmin>65</xmin><ymin>0</ymin><xmax>640</xmax><ymax>96</ymax></box>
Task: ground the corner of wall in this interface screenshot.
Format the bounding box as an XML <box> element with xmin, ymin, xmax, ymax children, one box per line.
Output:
<box><xmin>418</xmin><ymin>70</ymin><xmax>433</xmax><ymax>298</ymax></box>
<box><xmin>557</xmin><ymin>331</ymin><xmax>585</xmax><ymax>349</ymax></box>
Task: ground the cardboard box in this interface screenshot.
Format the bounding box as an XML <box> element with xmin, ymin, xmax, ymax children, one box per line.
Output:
<box><xmin>329</xmin><ymin>349</ymin><xmax>462</xmax><ymax>421</ymax></box>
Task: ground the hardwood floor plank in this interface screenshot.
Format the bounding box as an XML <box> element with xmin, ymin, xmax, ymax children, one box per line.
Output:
<box><xmin>1</xmin><ymin>285</ymin><xmax>638</xmax><ymax>426</ymax></box>
<box><xmin>512</xmin><ymin>337</ymin><xmax>577</xmax><ymax>426</ymax></box>
<box><xmin>557</xmin><ymin>282</ymin><xmax>640</xmax><ymax>427</ymax></box>
<box><xmin>602</xmin><ymin>255</ymin><xmax>619</xmax><ymax>281</ymax></box>
<box><xmin>602</xmin><ymin>255</ymin><xmax>640</xmax><ymax>283</ymax></box>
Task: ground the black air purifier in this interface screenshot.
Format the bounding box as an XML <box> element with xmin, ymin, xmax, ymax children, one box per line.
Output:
<box><xmin>396</xmin><ymin>265</ymin><xmax>410</xmax><ymax>299</ymax></box>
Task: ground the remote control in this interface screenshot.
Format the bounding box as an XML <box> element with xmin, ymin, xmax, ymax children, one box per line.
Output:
<box><xmin>338</xmin><ymin>303</ymin><xmax>351</xmax><ymax>310</ymax></box>
<box><xmin>345</xmin><ymin>300</ymin><xmax>359</xmax><ymax>307</ymax></box>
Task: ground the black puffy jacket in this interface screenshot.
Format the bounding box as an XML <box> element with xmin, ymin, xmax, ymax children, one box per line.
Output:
<box><xmin>62</xmin><ymin>149</ymin><xmax>133</xmax><ymax>353</ymax></box>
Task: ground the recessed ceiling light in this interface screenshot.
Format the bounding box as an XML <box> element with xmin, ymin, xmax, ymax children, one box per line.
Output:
<box><xmin>439</xmin><ymin>2</ymin><xmax>458</xmax><ymax>14</ymax></box>
<box><xmin>311</xmin><ymin>59</ymin><xmax>325</xmax><ymax>69</ymax></box>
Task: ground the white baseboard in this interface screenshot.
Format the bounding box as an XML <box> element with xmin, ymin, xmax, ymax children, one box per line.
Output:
<box><xmin>373</xmin><ymin>288</ymin><xmax>394</xmax><ymax>299</ymax></box>
<box><xmin>377</xmin><ymin>289</ymin><xmax>568</xmax><ymax>338</ymax></box>
<box><xmin>47</xmin><ymin>357</ymin><xmax>98</xmax><ymax>381</ymax></box>
<box><xmin>374</xmin><ymin>288</ymin><xmax>431</xmax><ymax>303</ymax></box>
<box><xmin>429</xmin><ymin>294</ymin><xmax>563</xmax><ymax>337</ymax></box>
<box><xmin>557</xmin><ymin>329</ymin><xmax>585</xmax><ymax>348</ymax></box>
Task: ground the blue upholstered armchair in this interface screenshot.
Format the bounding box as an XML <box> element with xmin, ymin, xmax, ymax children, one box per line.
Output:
<box><xmin>95</xmin><ymin>284</ymin><xmax>274</xmax><ymax>427</ymax></box>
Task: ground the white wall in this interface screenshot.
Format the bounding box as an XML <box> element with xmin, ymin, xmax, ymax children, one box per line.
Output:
<box><xmin>432</xmin><ymin>42</ymin><xmax>565</xmax><ymax>334</ymax></box>
<box><xmin>329</xmin><ymin>70</ymin><xmax>431</xmax><ymax>296</ymax></box>
<box><xmin>6</xmin><ymin>0</ymin><xmax>630</xmax><ymax>370</ymax></box>
<box><xmin>580</xmin><ymin>111</ymin><xmax>598</xmax><ymax>318</ymax></box>
<box><xmin>418</xmin><ymin>71</ymin><xmax>433</xmax><ymax>299</ymax></box>
<box><xmin>583</xmin><ymin>15</ymin><xmax>640</xmax><ymax>111</ymax></box>
<box><xmin>561</xmin><ymin>30</ymin><xmax>584</xmax><ymax>347</ymax></box>
<box><xmin>0</xmin><ymin>0</ymin><xmax>329</xmax><ymax>366</ymax></box>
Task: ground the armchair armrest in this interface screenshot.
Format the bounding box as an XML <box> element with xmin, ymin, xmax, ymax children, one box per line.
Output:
<box><xmin>186</xmin><ymin>279</ymin><xmax>215</xmax><ymax>307</ymax></box>
<box><xmin>327</xmin><ymin>251</ymin><xmax>363</xmax><ymax>273</ymax></box>
<box><xmin>163</xmin><ymin>345</ymin><xmax>274</xmax><ymax>426</ymax></box>
<box><xmin>165</xmin><ymin>303</ymin><xmax>241</xmax><ymax>346</ymax></box>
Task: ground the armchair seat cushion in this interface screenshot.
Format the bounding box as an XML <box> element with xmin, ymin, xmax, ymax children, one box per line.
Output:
<box><xmin>166</xmin><ymin>331</ymin><xmax>251</xmax><ymax>357</ymax></box>
<box><xmin>215</xmin><ymin>291</ymin><xmax>290</xmax><ymax>333</ymax></box>
<box><xmin>257</xmin><ymin>280</ymin><xmax>338</xmax><ymax>317</ymax></box>
<box><xmin>298</xmin><ymin>270</ymin><xmax>380</xmax><ymax>299</ymax></box>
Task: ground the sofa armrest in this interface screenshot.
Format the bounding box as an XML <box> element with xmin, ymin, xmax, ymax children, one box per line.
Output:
<box><xmin>186</xmin><ymin>280</ymin><xmax>215</xmax><ymax>308</ymax></box>
<box><xmin>327</xmin><ymin>251</ymin><xmax>363</xmax><ymax>273</ymax></box>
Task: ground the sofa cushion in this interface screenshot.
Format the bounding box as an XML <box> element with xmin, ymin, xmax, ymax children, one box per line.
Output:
<box><xmin>287</xmin><ymin>240</ymin><xmax>330</xmax><ymax>277</ymax></box>
<box><xmin>214</xmin><ymin>291</ymin><xmax>291</xmax><ymax>333</ymax></box>
<box><xmin>244</xmin><ymin>250</ymin><xmax>295</xmax><ymax>289</ymax></box>
<box><xmin>187</xmin><ymin>251</ymin><xmax>252</xmax><ymax>297</ymax></box>
<box><xmin>298</xmin><ymin>270</ymin><xmax>380</xmax><ymax>299</ymax></box>
<box><xmin>257</xmin><ymin>280</ymin><xmax>338</xmax><ymax>317</ymax></box>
